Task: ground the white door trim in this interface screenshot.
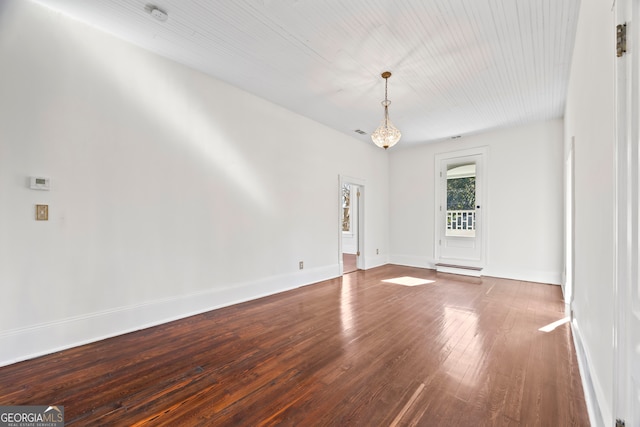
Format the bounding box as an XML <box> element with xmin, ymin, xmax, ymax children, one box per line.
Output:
<box><xmin>338</xmin><ymin>175</ymin><xmax>366</xmax><ymax>274</ymax></box>
<box><xmin>564</xmin><ymin>136</ymin><xmax>575</xmax><ymax>310</ymax></box>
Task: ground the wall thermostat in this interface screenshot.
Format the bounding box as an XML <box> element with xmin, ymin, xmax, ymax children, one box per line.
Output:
<box><xmin>30</xmin><ymin>177</ymin><xmax>51</xmax><ymax>191</ymax></box>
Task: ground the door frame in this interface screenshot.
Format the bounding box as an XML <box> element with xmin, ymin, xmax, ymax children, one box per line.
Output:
<box><xmin>434</xmin><ymin>146</ymin><xmax>488</xmax><ymax>267</ymax></box>
<box><xmin>338</xmin><ymin>175</ymin><xmax>365</xmax><ymax>274</ymax></box>
<box><xmin>564</xmin><ymin>136</ymin><xmax>575</xmax><ymax>311</ymax></box>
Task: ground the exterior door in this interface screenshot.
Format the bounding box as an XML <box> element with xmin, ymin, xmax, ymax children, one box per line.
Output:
<box><xmin>435</xmin><ymin>148</ymin><xmax>486</xmax><ymax>266</ymax></box>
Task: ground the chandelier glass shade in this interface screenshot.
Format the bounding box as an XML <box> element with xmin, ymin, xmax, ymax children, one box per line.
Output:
<box><xmin>371</xmin><ymin>71</ymin><xmax>401</xmax><ymax>149</ymax></box>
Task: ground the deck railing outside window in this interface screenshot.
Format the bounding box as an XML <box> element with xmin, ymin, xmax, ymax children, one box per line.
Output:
<box><xmin>447</xmin><ymin>210</ymin><xmax>475</xmax><ymax>232</ymax></box>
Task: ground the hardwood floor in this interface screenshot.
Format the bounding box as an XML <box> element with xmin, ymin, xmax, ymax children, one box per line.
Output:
<box><xmin>0</xmin><ymin>265</ymin><xmax>589</xmax><ymax>426</ymax></box>
<box><xmin>343</xmin><ymin>253</ymin><xmax>358</xmax><ymax>274</ymax></box>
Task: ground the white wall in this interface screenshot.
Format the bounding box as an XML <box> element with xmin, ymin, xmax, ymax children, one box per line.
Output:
<box><xmin>389</xmin><ymin>119</ymin><xmax>564</xmax><ymax>284</ymax></box>
<box><xmin>564</xmin><ymin>0</ymin><xmax>616</xmax><ymax>424</ymax></box>
<box><xmin>0</xmin><ymin>0</ymin><xmax>389</xmax><ymax>366</ymax></box>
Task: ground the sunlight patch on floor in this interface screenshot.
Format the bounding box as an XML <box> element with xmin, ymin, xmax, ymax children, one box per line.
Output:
<box><xmin>382</xmin><ymin>277</ymin><xmax>435</xmax><ymax>287</ymax></box>
<box><xmin>538</xmin><ymin>316</ymin><xmax>570</xmax><ymax>333</ymax></box>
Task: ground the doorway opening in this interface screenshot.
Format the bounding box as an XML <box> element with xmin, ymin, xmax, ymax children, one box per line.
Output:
<box><xmin>339</xmin><ymin>176</ymin><xmax>365</xmax><ymax>275</ymax></box>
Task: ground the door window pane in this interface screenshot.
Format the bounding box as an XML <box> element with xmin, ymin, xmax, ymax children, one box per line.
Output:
<box><xmin>446</xmin><ymin>163</ymin><xmax>476</xmax><ymax>237</ymax></box>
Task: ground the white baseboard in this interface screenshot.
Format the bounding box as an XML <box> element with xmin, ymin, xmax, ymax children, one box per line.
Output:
<box><xmin>389</xmin><ymin>254</ymin><xmax>561</xmax><ymax>285</ymax></box>
<box><xmin>388</xmin><ymin>254</ymin><xmax>435</xmax><ymax>269</ymax></box>
<box><xmin>0</xmin><ymin>264</ymin><xmax>339</xmax><ymax>367</ymax></box>
<box><xmin>363</xmin><ymin>254</ymin><xmax>389</xmax><ymax>270</ymax></box>
<box><xmin>482</xmin><ymin>266</ymin><xmax>562</xmax><ymax>285</ymax></box>
<box><xmin>571</xmin><ymin>318</ymin><xmax>609</xmax><ymax>427</ymax></box>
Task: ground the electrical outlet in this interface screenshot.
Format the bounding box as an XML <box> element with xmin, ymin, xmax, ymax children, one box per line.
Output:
<box><xmin>376</xmin><ymin>248</ymin><xmax>379</xmax><ymax>255</ymax></box>
<box><xmin>299</xmin><ymin>261</ymin><xmax>304</xmax><ymax>270</ymax></box>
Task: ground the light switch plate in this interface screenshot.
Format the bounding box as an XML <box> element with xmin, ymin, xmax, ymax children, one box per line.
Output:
<box><xmin>36</xmin><ymin>204</ymin><xmax>48</xmax><ymax>221</ymax></box>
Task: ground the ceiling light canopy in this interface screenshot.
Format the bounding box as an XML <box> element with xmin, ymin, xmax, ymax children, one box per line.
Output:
<box><xmin>371</xmin><ymin>71</ymin><xmax>401</xmax><ymax>150</ymax></box>
<box><xmin>148</xmin><ymin>5</ymin><xmax>168</xmax><ymax>22</ymax></box>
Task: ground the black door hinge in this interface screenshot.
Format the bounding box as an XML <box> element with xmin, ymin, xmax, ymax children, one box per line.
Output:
<box><xmin>617</xmin><ymin>23</ymin><xmax>627</xmax><ymax>57</ymax></box>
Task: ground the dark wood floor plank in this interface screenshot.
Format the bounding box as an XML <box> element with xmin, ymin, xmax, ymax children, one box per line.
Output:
<box><xmin>0</xmin><ymin>265</ymin><xmax>590</xmax><ymax>426</ymax></box>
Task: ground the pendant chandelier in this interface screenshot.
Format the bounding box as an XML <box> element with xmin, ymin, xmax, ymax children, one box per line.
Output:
<box><xmin>371</xmin><ymin>71</ymin><xmax>401</xmax><ymax>149</ymax></box>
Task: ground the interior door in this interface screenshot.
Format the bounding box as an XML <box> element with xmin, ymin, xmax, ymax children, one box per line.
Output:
<box><xmin>615</xmin><ymin>0</ymin><xmax>640</xmax><ymax>424</ymax></box>
<box><xmin>437</xmin><ymin>151</ymin><xmax>484</xmax><ymax>265</ymax></box>
<box><xmin>629</xmin><ymin>4</ymin><xmax>640</xmax><ymax>425</ymax></box>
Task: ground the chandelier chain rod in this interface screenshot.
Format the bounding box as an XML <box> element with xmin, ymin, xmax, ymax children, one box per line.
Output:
<box><xmin>384</xmin><ymin>77</ymin><xmax>389</xmax><ymax>127</ymax></box>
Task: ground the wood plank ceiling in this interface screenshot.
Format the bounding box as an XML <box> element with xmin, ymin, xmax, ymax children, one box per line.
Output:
<box><xmin>31</xmin><ymin>0</ymin><xmax>581</xmax><ymax>147</ymax></box>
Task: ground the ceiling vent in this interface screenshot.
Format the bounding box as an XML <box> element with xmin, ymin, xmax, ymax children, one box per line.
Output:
<box><xmin>354</xmin><ymin>129</ymin><xmax>367</xmax><ymax>135</ymax></box>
